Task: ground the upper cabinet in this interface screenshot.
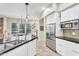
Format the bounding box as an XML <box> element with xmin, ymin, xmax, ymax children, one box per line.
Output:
<box><xmin>59</xmin><ymin>3</ymin><xmax>75</xmax><ymax>11</ymax></box>
<box><xmin>46</xmin><ymin>12</ymin><xmax>59</xmax><ymax>24</ymax></box>
<box><xmin>61</xmin><ymin>4</ymin><xmax>79</xmax><ymax>22</ymax></box>
<box><xmin>46</xmin><ymin>12</ymin><xmax>63</xmax><ymax>37</ymax></box>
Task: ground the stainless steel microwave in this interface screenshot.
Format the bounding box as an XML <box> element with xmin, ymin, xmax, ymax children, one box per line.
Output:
<box><xmin>61</xmin><ymin>19</ymin><xmax>79</xmax><ymax>29</ymax></box>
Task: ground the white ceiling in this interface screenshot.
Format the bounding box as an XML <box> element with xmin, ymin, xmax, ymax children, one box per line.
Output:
<box><xmin>0</xmin><ymin>3</ymin><xmax>50</xmax><ymax>19</ymax></box>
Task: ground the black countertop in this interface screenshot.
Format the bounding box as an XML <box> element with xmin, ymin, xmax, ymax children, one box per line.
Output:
<box><xmin>56</xmin><ymin>36</ymin><xmax>79</xmax><ymax>44</ymax></box>
<box><xmin>0</xmin><ymin>37</ymin><xmax>37</xmax><ymax>55</ymax></box>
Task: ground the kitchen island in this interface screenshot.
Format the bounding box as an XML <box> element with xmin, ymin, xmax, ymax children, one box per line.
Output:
<box><xmin>0</xmin><ymin>36</ymin><xmax>37</xmax><ymax>56</ymax></box>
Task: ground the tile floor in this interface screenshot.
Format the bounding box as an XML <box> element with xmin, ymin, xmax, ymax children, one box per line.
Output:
<box><xmin>36</xmin><ymin>41</ymin><xmax>60</xmax><ymax>56</ymax></box>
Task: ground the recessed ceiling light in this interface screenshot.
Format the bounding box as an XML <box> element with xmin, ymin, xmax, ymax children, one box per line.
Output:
<box><xmin>42</xmin><ymin>7</ymin><xmax>46</xmax><ymax>10</ymax></box>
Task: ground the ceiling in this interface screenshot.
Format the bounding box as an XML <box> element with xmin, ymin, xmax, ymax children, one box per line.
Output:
<box><xmin>0</xmin><ymin>3</ymin><xmax>50</xmax><ymax>19</ymax></box>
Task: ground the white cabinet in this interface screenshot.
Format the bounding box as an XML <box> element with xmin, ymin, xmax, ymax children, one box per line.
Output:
<box><xmin>61</xmin><ymin>5</ymin><xmax>79</xmax><ymax>22</ymax></box>
<box><xmin>56</xmin><ymin>38</ymin><xmax>79</xmax><ymax>56</ymax></box>
<box><xmin>2</xmin><ymin>43</ymin><xmax>28</xmax><ymax>56</ymax></box>
<box><xmin>0</xmin><ymin>44</ymin><xmax>4</xmax><ymax>51</ymax></box>
<box><xmin>1</xmin><ymin>39</ymin><xmax>36</xmax><ymax>56</ymax></box>
<box><xmin>56</xmin><ymin>38</ymin><xmax>66</xmax><ymax>55</ymax></box>
<box><xmin>27</xmin><ymin>39</ymin><xmax>36</xmax><ymax>56</ymax></box>
<box><xmin>46</xmin><ymin>12</ymin><xmax>63</xmax><ymax>37</ymax></box>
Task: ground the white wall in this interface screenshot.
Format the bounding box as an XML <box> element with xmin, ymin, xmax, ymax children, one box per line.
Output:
<box><xmin>38</xmin><ymin>18</ymin><xmax>45</xmax><ymax>41</ymax></box>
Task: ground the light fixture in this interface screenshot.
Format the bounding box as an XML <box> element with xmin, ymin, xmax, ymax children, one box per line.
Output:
<box><xmin>42</xmin><ymin>7</ymin><xmax>46</xmax><ymax>10</ymax></box>
<box><xmin>25</xmin><ymin>3</ymin><xmax>29</xmax><ymax>22</ymax></box>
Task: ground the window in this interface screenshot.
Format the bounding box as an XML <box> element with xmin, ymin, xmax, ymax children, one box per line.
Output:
<box><xmin>11</xmin><ymin>23</ymin><xmax>18</xmax><ymax>34</ymax></box>
<box><xmin>19</xmin><ymin>24</ymin><xmax>25</xmax><ymax>34</ymax></box>
<box><xmin>26</xmin><ymin>24</ymin><xmax>31</xmax><ymax>34</ymax></box>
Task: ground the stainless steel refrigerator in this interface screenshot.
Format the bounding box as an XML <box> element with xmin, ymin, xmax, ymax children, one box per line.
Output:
<box><xmin>46</xmin><ymin>23</ymin><xmax>56</xmax><ymax>52</ymax></box>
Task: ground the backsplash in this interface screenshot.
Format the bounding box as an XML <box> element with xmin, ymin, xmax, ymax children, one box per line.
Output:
<box><xmin>63</xmin><ymin>29</ymin><xmax>79</xmax><ymax>39</ymax></box>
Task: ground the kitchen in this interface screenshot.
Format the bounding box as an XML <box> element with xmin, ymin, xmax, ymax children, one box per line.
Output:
<box><xmin>0</xmin><ymin>3</ymin><xmax>79</xmax><ymax>56</ymax></box>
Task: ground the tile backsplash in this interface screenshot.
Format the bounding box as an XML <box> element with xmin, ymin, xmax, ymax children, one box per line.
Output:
<box><xmin>63</xmin><ymin>29</ymin><xmax>79</xmax><ymax>39</ymax></box>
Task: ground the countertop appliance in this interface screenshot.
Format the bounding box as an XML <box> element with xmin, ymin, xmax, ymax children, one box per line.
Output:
<box><xmin>61</xmin><ymin>19</ymin><xmax>79</xmax><ymax>29</ymax></box>
<box><xmin>46</xmin><ymin>23</ymin><xmax>56</xmax><ymax>51</ymax></box>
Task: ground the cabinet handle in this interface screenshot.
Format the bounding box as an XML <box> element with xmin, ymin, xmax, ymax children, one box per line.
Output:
<box><xmin>72</xmin><ymin>50</ymin><xmax>79</xmax><ymax>54</ymax></box>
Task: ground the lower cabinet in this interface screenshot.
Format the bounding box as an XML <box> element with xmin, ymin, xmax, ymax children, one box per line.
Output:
<box><xmin>56</xmin><ymin>38</ymin><xmax>79</xmax><ymax>56</ymax></box>
<box><xmin>2</xmin><ymin>43</ymin><xmax>28</xmax><ymax>56</ymax></box>
<box><xmin>1</xmin><ymin>39</ymin><xmax>36</xmax><ymax>56</ymax></box>
<box><xmin>27</xmin><ymin>39</ymin><xmax>36</xmax><ymax>56</ymax></box>
<box><xmin>56</xmin><ymin>38</ymin><xmax>66</xmax><ymax>55</ymax></box>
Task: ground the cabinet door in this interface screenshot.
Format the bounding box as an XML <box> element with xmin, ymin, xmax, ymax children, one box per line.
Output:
<box><xmin>56</xmin><ymin>38</ymin><xmax>77</xmax><ymax>56</ymax></box>
<box><xmin>72</xmin><ymin>50</ymin><xmax>79</xmax><ymax>56</ymax></box>
<box><xmin>27</xmin><ymin>39</ymin><xmax>36</xmax><ymax>56</ymax></box>
<box><xmin>61</xmin><ymin>5</ymin><xmax>79</xmax><ymax>22</ymax></box>
<box><xmin>61</xmin><ymin>39</ymin><xmax>77</xmax><ymax>56</ymax></box>
<box><xmin>56</xmin><ymin>43</ymin><xmax>65</xmax><ymax>55</ymax></box>
<box><xmin>56</xmin><ymin>38</ymin><xmax>66</xmax><ymax>55</ymax></box>
<box><xmin>70</xmin><ymin>44</ymin><xmax>79</xmax><ymax>56</ymax></box>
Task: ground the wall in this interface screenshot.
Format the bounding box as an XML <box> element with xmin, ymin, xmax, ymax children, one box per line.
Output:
<box><xmin>38</xmin><ymin>18</ymin><xmax>45</xmax><ymax>41</ymax></box>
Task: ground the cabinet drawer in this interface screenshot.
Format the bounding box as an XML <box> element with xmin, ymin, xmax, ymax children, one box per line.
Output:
<box><xmin>56</xmin><ymin>38</ymin><xmax>76</xmax><ymax>48</ymax></box>
<box><xmin>56</xmin><ymin>43</ymin><xmax>64</xmax><ymax>48</ymax></box>
<box><xmin>56</xmin><ymin>46</ymin><xmax>66</xmax><ymax>56</ymax></box>
<box><xmin>56</xmin><ymin>38</ymin><xmax>77</xmax><ymax>56</ymax></box>
<box><xmin>72</xmin><ymin>44</ymin><xmax>79</xmax><ymax>53</ymax></box>
<box><xmin>56</xmin><ymin>38</ymin><xmax>67</xmax><ymax>45</ymax></box>
<box><xmin>71</xmin><ymin>50</ymin><xmax>79</xmax><ymax>56</ymax></box>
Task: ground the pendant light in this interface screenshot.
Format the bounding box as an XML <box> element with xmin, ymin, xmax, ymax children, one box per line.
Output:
<box><xmin>25</xmin><ymin>3</ymin><xmax>29</xmax><ymax>22</ymax></box>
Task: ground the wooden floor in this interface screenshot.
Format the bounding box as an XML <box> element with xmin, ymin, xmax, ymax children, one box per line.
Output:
<box><xmin>36</xmin><ymin>41</ymin><xmax>60</xmax><ymax>56</ymax></box>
